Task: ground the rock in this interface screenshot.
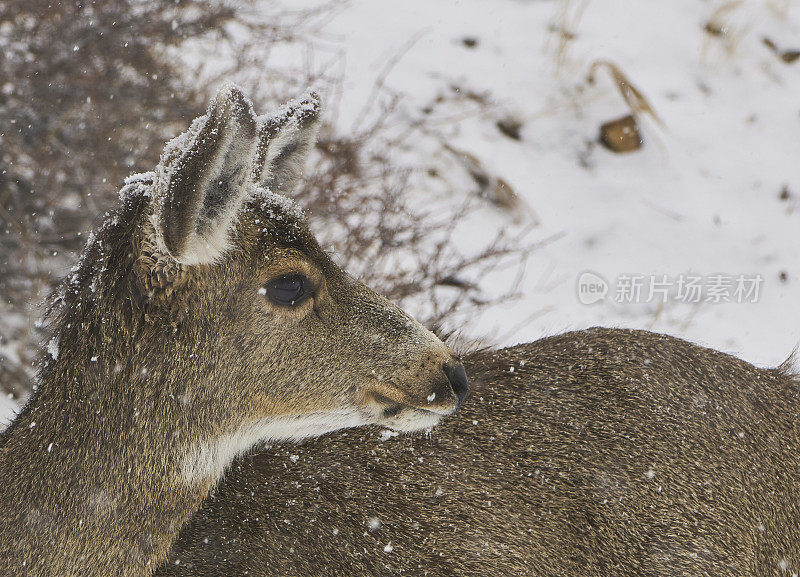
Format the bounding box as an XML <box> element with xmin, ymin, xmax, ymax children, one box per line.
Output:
<box><xmin>781</xmin><ymin>50</ymin><xmax>800</xmax><ymax>64</ymax></box>
<box><xmin>496</xmin><ymin>116</ymin><xmax>523</xmax><ymax>141</ymax></box>
<box><xmin>704</xmin><ymin>21</ymin><xmax>726</xmax><ymax>37</ymax></box>
<box><xmin>492</xmin><ymin>177</ymin><xmax>520</xmax><ymax>212</ymax></box>
<box><xmin>599</xmin><ymin>114</ymin><xmax>643</xmax><ymax>153</ymax></box>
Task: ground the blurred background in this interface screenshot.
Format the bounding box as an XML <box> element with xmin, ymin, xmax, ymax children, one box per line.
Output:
<box><xmin>1</xmin><ymin>0</ymin><xmax>799</xmax><ymax>413</ymax></box>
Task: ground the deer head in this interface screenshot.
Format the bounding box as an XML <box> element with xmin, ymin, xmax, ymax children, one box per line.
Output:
<box><xmin>56</xmin><ymin>84</ymin><xmax>468</xmax><ymax>486</ymax></box>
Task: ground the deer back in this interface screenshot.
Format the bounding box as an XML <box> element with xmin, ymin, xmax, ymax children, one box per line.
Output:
<box><xmin>158</xmin><ymin>327</ymin><xmax>800</xmax><ymax>576</ymax></box>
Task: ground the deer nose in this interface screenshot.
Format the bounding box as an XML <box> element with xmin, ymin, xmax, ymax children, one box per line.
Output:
<box><xmin>443</xmin><ymin>362</ymin><xmax>469</xmax><ymax>406</ymax></box>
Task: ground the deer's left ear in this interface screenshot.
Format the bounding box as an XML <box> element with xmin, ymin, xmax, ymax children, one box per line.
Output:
<box><xmin>152</xmin><ymin>83</ymin><xmax>258</xmax><ymax>265</ymax></box>
<box><xmin>253</xmin><ymin>90</ymin><xmax>322</xmax><ymax>195</ymax></box>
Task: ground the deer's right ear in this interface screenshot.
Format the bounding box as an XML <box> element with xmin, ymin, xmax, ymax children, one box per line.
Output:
<box><xmin>152</xmin><ymin>84</ymin><xmax>258</xmax><ymax>265</ymax></box>
<box><xmin>252</xmin><ymin>91</ymin><xmax>322</xmax><ymax>195</ymax></box>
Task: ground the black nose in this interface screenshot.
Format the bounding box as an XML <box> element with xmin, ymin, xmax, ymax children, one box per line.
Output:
<box><xmin>444</xmin><ymin>362</ymin><xmax>469</xmax><ymax>406</ymax></box>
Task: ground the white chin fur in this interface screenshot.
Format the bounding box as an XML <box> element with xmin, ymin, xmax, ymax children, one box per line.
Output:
<box><xmin>181</xmin><ymin>411</ymin><xmax>365</xmax><ymax>485</ymax></box>
<box><xmin>381</xmin><ymin>408</ymin><xmax>445</xmax><ymax>433</ymax></box>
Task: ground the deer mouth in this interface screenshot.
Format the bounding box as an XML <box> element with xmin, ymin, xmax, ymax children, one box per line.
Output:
<box><xmin>373</xmin><ymin>393</ymin><xmax>456</xmax><ymax>415</ymax></box>
<box><xmin>371</xmin><ymin>393</ymin><xmax>456</xmax><ymax>432</ymax></box>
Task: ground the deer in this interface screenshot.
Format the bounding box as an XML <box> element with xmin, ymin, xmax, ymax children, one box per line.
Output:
<box><xmin>0</xmin><ymin>84</ymin><xmax>469</xmax><ymax>577</ymax></box>
<box><xmin>156</xmin><ymin>285</ymin><xmax>800</xmax><ymax>566</ymax></box>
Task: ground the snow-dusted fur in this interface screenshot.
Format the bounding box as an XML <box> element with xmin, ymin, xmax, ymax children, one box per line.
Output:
<box><xmin>254</xmin><ymin>90</ymin><xmax>322</xmax><ymax>195</ymax></box>
<box><xmin>152</xmin><ymin>83</ymin><xmax>258</xmax><ymax>265</ymax></box>
<box><xmin>0</xmin><ymin>85</ymin><xmax>464</xmax><ymax>577</ymax></box>
<box><xmin>163</xmin><ymin>330</ymin><xmax>800</xmax><ymax>577</ymax></box>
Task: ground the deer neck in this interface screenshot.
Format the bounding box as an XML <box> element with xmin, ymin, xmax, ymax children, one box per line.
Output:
<box><xmin>0</xmin><ymin>351</ymin><xmax>215</xmax><ymax>576</ymax></box>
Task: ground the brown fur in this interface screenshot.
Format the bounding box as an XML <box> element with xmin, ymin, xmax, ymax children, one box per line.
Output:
<box><xmin>0</xmin><ymin>87</ymin><xmax>463</xmax><ymax>576</ymax></box>
<box><xmin>158</xmin><ymin>328</ymin><xmax>800</xmax><ymax>576</ymax></box>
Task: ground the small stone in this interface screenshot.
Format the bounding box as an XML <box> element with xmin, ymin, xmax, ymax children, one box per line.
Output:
<box><xmin>781</xmin><ymin>50</ymin><xmax>800</xmax><ymax>64</ymax></box>
<box><xmin>599</xmin><ymin>114</ymin><xmax>643</xmax><ymax>153</ymax></box>
<box><xmin>492</xmin><ymin>177</ymin><xmax>521</xmax><ymax>212</ymax></box>
<box><xmin>496</xmin><ymin>116</ymin><xmax>523</xmax><ymax>141</ymax></box>
<box><xmin>704</xmin><ymin>21</ymin><xmax>726</xmax><ymax>37</ymax></box>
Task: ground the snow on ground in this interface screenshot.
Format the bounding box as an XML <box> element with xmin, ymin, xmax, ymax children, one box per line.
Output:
<box><xmin>0</xmin><ymin>392</ymin><xmax>16</xmax><ymax>431</ymax></box>
<box><xmin>291</xmin><ymin>0</ymin><xmax>800</xmax><ymax>367</ymax></box>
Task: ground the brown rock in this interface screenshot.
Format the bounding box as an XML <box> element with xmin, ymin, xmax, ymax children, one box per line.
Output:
<box><xmin>781</xmin><ymin>50</ymin><xmax>800</xmax><ymax>64</ymax></box>
<box><xmin>496</xmin><ymin>116</ymin><xmax>523</xmax><ymax>141</ymax></box>
<box><xmin>599</xmin><ymin>114</ymin><xmax>643</xmax><ymax>153</ymax></box>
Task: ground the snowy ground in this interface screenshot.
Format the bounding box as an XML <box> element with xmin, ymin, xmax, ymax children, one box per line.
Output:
<box><xmin>2</xmin><ymin>0</ymin><xmax>799</xmax><ymax>425</ymax></box>
<box><xmin>298</xmin><ymin>0</ymin><xmax>800</xmax><ymax>366</ymax></box>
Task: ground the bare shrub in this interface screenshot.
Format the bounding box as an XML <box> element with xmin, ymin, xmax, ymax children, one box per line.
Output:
<box><xmin>300</xmin><ymin>132</ymin><xmax>533</xmax><ymax>334</ymax></box>
<box><xmin>0</xmin><ymin>0</ymin><xmax>240</xmax><ymax>397</ymax></box>
<box><xmin>0</xmin><ymin>1</ymin><xmax>531</xmax><ymax>400</ymax></box>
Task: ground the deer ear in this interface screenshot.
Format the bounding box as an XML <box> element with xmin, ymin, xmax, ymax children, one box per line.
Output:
<box><xmin>252</xmin><ymin>91</ymin><xmax>322</xmax><ymax>195</ymax></box>
<box><xmin>153</xmin><ymin>83</ymin><xmax>258</xmax><ymax>265</ymax></box>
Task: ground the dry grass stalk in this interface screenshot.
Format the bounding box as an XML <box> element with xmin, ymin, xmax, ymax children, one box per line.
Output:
<box><xmin>705</xmin><ymin>0</ymin><xmax>746</xmax><ymax>37</ymax></box>
<box><xmin>702</xmin><ymin>0</ymin><xmax>750</xmax><ymax>59</ymax></box>
<box><xmin>548</xmin><ymin>0</ymin><xmax>592</xmax><ymax>69</ymax></box>
<box><xmin>766</xmin><ymin>0</ymin><xmax>790</xmax><ymax>18</ymax></box>
<box><xmin>587</xmin><ymin>60</ymin><xmax>664</xmax><ymax>129</ymax></box>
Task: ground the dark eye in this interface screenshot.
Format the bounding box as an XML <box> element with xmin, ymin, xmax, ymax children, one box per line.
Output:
<box><xmin>263</xmin><ymin>274</ymin><xmax>310</xmax><ymax>307</ymax></box>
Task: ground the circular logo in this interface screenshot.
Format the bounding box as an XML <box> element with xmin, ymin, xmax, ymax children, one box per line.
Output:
<box><xmin>577</xmin><ymin>271</ymin><xmax>608</xmax><ymax>305</ymax></box>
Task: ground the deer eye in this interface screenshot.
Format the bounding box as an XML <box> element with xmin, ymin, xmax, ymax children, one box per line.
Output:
<box><xmin>263</xmin><ymin>274</ymin><xmax>310</xmax><ymax>307</ymax></box>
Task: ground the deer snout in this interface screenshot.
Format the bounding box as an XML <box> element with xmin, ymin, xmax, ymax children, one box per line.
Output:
<box><xmin>410</xmin><ymin>358</ymin><xmax>469</xmax><ymax>413</ymax></box>
<box><xmin>362</xmin><ymin>356</ymin><xmax>469</xmax><ymax>432</ymax></box>
<box><xmin>444</xmin><ymin>362</ymin><xmax>469</xmax><ymax>407</ymax></box>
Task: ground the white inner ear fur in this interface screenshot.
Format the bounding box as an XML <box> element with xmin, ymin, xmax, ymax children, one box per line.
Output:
<box><xmin>153</xmin><ymin>94</ymin><xmax>259</xmax><ymax>266</ymax></box>
<box><xmin>152</xmin><ymin>188</ymin><xmax>255</xmax><ymax>268</ymax></box>
<box><xmin>149</xmin><ymin>186</ymin><xmax>254</xmax><ymax>267</ymax></box>
<box><xmin>258</xmin><ymin>104</ymin><xmax>321</xmax><ymax>194</ymax></box>
<box><xmin>168</xmin><ymin>140</ymin><xmax>257</xmax><ymax>266</ymax></box>
<box><xmin>180</xmin><ymin>410</ymin><xmax>366</xmax><ymax>486</ymax></box>
<box><xmin>263</xmin><ymin>125</ymin><xmax>313</xmax><ymax>181</ymax></box>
